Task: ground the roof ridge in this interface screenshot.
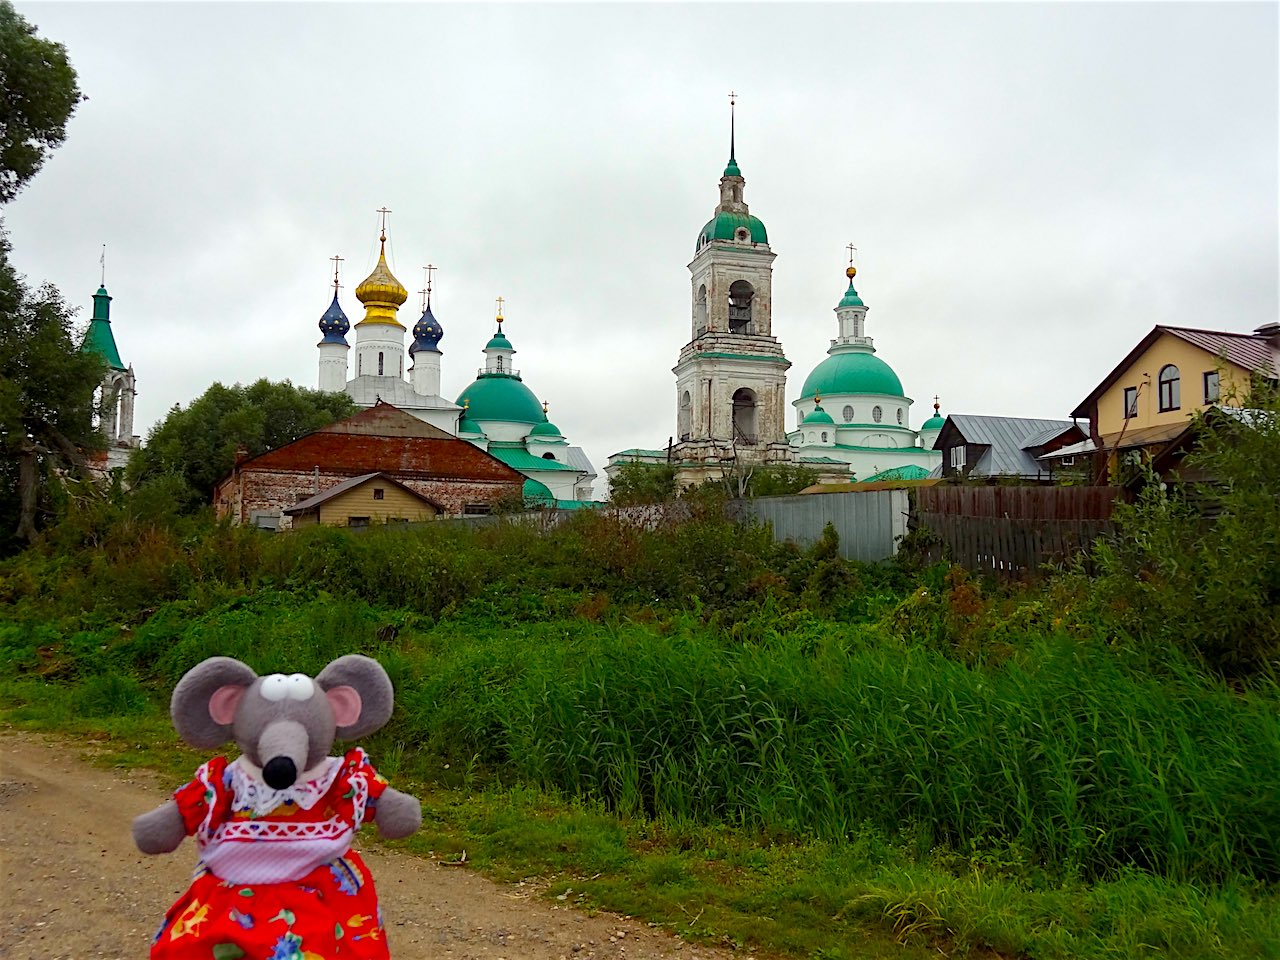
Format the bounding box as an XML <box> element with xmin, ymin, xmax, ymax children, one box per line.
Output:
<box><xmin>1158</xmin><ymin>324</ymin><xmax>1264</xmax><ymax>339</ymax></box>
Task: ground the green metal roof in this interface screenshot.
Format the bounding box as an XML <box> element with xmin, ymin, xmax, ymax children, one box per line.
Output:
<box><xmin>81</xmin><ymin>287</ymin><xmax>125</xmax><ymax>370</ymax></box>
<box><xmin>697</xmin><ymin>212</ymin><xmax>767</xmax><ymax>252</ymax></box>
<box><xmin>861</xmin><ymin>465</ymin><xmax>930</xmax><ymax>483</ymax></box>
<box><xmin>485</xmin><ymin>331</ymin><xmax>513</xmax><ymax>351</ymax></box>
<box><xmin>800</xmin><ymin>350</ymin><xmax>903</xmax><ymax>400</ymax></box>
<box><xmin>487</xmin><ymin>446</ymin><xmax>581</xmax><ymax>472</ymax></box>
<box><xmin>456</xmin><ymin>374</ymin><xmax>543</xmax><ymax>424</ymax></box>
<box><xmin>921</xmin><ymin>415</ymin><xmax>946</xmax><ymax>431</ymax></box>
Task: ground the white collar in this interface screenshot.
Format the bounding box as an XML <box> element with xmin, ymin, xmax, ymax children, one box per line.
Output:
<box><xmin>228</xmin><ymin>756</ymin><xmax>343</xmax><ymax>816</ymax></box>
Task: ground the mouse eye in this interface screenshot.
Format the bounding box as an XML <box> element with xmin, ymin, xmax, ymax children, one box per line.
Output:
<box><xmin>286</xmin><ymin>674</ymin><xmax>315</xmax><ymax>701</ymax></box>
<box><xmin>260</xmin><ymin>674</ymin><xmax>289</xmax><ymax>701</ymax></box>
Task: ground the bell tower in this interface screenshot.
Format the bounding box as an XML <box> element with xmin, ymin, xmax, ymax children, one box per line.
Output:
<box><xmin>672</xmin><ymin>95</ymin><xmax>792</xmax><ymax>482</ymax></box>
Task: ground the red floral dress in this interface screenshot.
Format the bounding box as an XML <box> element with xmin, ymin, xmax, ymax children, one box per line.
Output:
<box><xmin>150</xmin><ymin>748</ymin><xmax>391</xmax><ymax>960</ymax></box>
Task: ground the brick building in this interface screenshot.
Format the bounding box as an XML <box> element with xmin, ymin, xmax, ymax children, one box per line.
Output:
<box><xmin>214</xmin><ymin>402</ymin><xmax>523</xmax><ymax>529</ymax></box>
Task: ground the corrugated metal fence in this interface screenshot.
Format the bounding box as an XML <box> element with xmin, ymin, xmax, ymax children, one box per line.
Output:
<box><xmin>915</xmin><ymin>486</ymin><xmax>1121</xmax><ymax>577</ymax></box>
<box><xmin>736</xmin><ymin>489</ymin><xmax>909</xmax><ymax>562</ymax></box>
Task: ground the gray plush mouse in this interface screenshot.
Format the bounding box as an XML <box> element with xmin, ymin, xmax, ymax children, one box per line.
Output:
<box><xmin>134</xmin><ymin>654</ymin><xmax>421</xmax><ymax>960</ymax></box>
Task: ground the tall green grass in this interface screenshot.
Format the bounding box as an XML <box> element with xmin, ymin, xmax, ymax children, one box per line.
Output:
<box><xmin>8</xmin><ymin>589</ymin><xmax>1274</xmax><ymax>885</ymax></box>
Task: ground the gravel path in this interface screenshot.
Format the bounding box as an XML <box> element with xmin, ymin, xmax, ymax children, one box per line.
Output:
<box><xmin>0</xmin><ymin>732</ymin><xmax>737</xmax><ymax>960</ymax></box>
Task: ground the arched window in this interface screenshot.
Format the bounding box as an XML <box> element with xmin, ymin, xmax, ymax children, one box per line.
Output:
<box><xmin>821</xmin><ymin>431</ymin><xmax>828</xmax><ymax>443</ymax></box>
<box><xmin>873</xmin><ymin>405</ymin><xmax>883</xmax><ymax>423</ymax></box>
<box><xmin>728</xmin><ymin>280</ymin><xmax>754</xmax><ymax>333</ymax></box>
<box><xmin>358</xmin><ymin>355</ymin><xmax>363</xmax><ymax>376</ymax></box>
<box><xmin>378</xmin><ymin>352</ymin><xmax>384</xmax><ymax>376</ymax></box>
<box><xmin>842</xmin><ymin>405</ymin><xmax>854</xmax><ymax>422</ymax></box>
<box><xmin>896</xmin><ymin>408</ymin><xmax>904</xmax><ymax>425</ymax></box>
<box><xmin>679</xmin><ymin>390</ymin><xmax>692</xmax><ymax>440</ymax></box>
<box><xmin>732</xmin><ymin>387</ymin><xmax>757</xmax><ymax>443</ymax></box>
<box><xmin>695</xmin><ymin>284</ymin><xmax>708</xmax><ymax>333</ymax></box>
<box><xmin>1158</xmin><ymin>364</ymin><xmax>1181</xmax><ymax>411</ymax></box>
<box><xmin>497</xmin><ymin>356</ymin><xmax>504</xmax><ymax>372</ymax></box>
<box><xmin>542</xmin><ymin>452</ymin><xmax>556</xmax><ymax>460</ymax></box>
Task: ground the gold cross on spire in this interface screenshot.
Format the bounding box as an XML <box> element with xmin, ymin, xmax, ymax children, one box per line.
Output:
<box><xmin>495</xmin><ymin>295</ymin><xmax>505</xmax><ymax>323</ymax></box>
<box><xmin>376</xmin><ymin>206</ymin><xmax>392</xmax><ymax>242</ymax></box>
<box><xmin>330</xmin><ymin>254</ymin><xmax>344</xmax><ymax>293</ymax></box>
<box><xmin>846</xmin><ymin>243</ymin><xmax>857</xmax><ymax>266</ymax></box>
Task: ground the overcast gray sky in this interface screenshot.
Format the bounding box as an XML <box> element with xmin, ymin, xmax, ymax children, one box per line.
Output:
<box><xmin>7</xmin><ymin>2</ymin><xmax>1277</xmax><ymax>478</ymax></box>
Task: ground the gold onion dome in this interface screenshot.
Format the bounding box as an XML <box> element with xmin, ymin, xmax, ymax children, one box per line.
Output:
<box><xmin>355</xmin><ymin>235</ymin><xmax>408</xmax><ymax>325</ymax></box>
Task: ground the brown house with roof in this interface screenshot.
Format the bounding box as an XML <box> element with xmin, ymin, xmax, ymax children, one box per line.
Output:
<box><xmin>1071</xmin><ymin>323</ymin><xmax>1279</xmax><ymax>482</ymax></box>
<box><xmin>214</xmin><ymin>403</ymin><xmax>524</xmax><ymax>529</ymax></box>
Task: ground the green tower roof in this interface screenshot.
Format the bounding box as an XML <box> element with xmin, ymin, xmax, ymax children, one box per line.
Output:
<box><xmin>838</xmin><ymin>280</ymin><xmax>865</xmax><ymax>309</ymax></box>
<box><xmin>697</xmin><ymin>212</ymin><xmax>768</xmax><ymax>252</ymax></box>
<box><xmin>81</xmin><ymin>286</ymin><xmax>126</xmax><ymax>371</ymax></box>
<box><xmin>801</xmin><ymin>403</ymin><xmax>835</xmax><ymax>425</ymax></box>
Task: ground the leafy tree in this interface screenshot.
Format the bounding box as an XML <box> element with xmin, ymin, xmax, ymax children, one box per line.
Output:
<box><xmin>608</xmin><ymin>461</ymin><xmax>677</xmax><ymax>505</ymax></box>
<box><xmin>128</xmin><ymin>379</ymin><xmax>357</xmax><ymax>510</ymax></box>
<box><xmin>0</xmin><ymin>0</ymin><xmax>84</xmax><ymax>203</ymax></box>
<box><xmin>0</xmin><ymin>228</ymin><xmax>105</xmax><ymax>548</ymax></box>
<box><xmin>746</xmin><ymin>464</ymin><xmax>819</xmax><ymax>498</ymax></box>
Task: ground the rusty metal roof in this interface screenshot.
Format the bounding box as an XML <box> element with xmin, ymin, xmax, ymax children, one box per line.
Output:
<box><xmin>224</xmin><ymin>404</ymin><xmax>523</xmax><ymax>485</ymax></box>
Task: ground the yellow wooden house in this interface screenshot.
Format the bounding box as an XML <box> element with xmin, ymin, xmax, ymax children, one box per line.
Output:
<box><xmin>1071</xmin><ymin>324</ymin><xmax>1278</xmax><ymax>481</ymax></box>
<box><xmin>284</xmin><ymin>472</ymin><xmax>443</xmax><ymax>528</ymax></box>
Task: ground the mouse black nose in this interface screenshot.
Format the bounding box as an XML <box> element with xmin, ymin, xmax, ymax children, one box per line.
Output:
<box><xmin>263</xmin><ymin>756</ymin><xmax>297</xmax><ymax>789</ymax></box>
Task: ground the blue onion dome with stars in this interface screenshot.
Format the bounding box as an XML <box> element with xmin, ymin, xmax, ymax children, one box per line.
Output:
<box><xmin>318</xmin><ymin>292</ymin><xmax>350</xmax><ymax>345</ymax></box>
<box><xmin>411</xmin><ymin>302</ymin><xmax>443</xmax><ymax>356</ymax></box>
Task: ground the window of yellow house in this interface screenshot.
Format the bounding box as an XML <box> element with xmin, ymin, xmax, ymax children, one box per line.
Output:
<box><xmin>1123</xmin><ymin>386</ymin><xmax>1138</xmax><ymax>419</ymax></box>
<box><xmin>349</xmin><ymin>516</ymin><xmax>370</xmax><ymax>528</ymax></box>
<box><xmin>1203</xmin><ymin>371</ymin><xmax>1220</xmax><ymax>404</ymax></box>
<box><xmin>373</xmin><ymin>488</ymin><xmax>385</xmax><ymax>500</ymax></box>
<box><xmin>1158</xmin><ymin>365</ymin><xmax>1180</xmax><ymax>412</ymax></box>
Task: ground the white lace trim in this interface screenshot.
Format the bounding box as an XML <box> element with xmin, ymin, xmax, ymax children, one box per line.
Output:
<box><xmin>214</xmin><ymin>818</ymin><xmax>354</xmax><ymax>842</ymax></box>
<box><xmin>228</xmin><ymin>756</ymin><xmax>342</xmax><ymax>816</ymax></box>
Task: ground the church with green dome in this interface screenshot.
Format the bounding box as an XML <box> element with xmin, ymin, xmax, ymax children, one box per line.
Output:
<box><xmin>786</xmin><ymin>265</ymin><xmax>943</xmax><ymax>482</ymax></box>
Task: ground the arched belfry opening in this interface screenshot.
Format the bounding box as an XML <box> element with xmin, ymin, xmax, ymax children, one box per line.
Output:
<box><xmin>695</xmin><ymin>285</ymin><xmax>708</xmax><ymax>334</ymax></box>
<box><xmin>728</xmin><ymin>280</ymin><xmax>754</xmax><ymax>334</ymax></box>
<box><xmin>679</xmin><ymin>390</ymin><xmax>692</xmax><ymax>440</ymax></box>
<box><xmin>732</xmin><ymin>387</ymin><xmax>758</xmax><ymax>444</ymax></box>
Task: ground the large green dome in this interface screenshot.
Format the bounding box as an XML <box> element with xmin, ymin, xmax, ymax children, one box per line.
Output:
<box><xmin>800</xmin><ymin>350</ymin><xmax>904</xmax><ymax>400</ymax></box>
<box><xmin>456</xmin><ymin>375</ymin><xmax>544</xmax><ymax>424</ymax></box>
<box><xmin>697</xmin><ymin>212</ymin><xmax>767</xmax><ymax>252</ymax></box>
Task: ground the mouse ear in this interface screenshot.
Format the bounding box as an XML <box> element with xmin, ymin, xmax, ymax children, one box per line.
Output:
<box><xmin>316</xmin><ymin>655</ymin><xmax>393</xmax><ymax>740</ymax></box>
<box><xmin>171</xmin><ymin>657</ymin><xmax>257</xmax><ymax>748</ymax></box>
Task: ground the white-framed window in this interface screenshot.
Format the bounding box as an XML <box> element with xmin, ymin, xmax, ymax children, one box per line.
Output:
<box><xmin>896</xmin><ymin>408</ymin><xmax>904</xmax><ymax>424</ymax></box>
<box><xmin>872</xmin><ymin>405</ymin><xmax>883</xmax><ymax>423</ymax></box>
<box><xmin>949</xmin><ymin>446</ymin><xmax>965</xmax><ymax>469</ymax></box>
<box><xmin>842</xmin><ymin>405</ymin><xmax>854</xmax><ymax>422</ymax></box>
<box><xmin>821</xmin><ymin>431</ymin><xmax>828</xmax><ymax>443</ymax></box>
<box><xmin>378</xmin><ymin>352</ymin><xmax>384</xmax><ymax>376</ymax></box>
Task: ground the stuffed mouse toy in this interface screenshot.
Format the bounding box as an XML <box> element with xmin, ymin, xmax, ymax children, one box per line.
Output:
<box><xmin>133</xmin><ymin>654</ymin><xmax>422</xmax><ymax>959</ymax></box>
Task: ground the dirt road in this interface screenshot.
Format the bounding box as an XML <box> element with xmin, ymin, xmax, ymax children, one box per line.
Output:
<box><xmin>0</xmin><ymin>733</ymin><xmax>736</xmax><ymax>960</ymax></box>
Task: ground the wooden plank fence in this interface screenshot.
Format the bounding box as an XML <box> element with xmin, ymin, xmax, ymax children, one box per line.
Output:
<box><xmin>915</xmin><ymin>486</ymin><xmax>1122</xmax><ymax>578</ymax></box>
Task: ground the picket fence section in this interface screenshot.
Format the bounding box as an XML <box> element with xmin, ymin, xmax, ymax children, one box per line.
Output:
<box><xmin>914</xmin><ymin>486</ymin><xmax>1121</xmax><ymax>577</ymax></box>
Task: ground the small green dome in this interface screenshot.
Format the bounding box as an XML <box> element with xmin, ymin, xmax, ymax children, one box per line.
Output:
<box><xmin>529</xmin><ymin>418</ymin><xmax>563</xmax><ymax>438</ymax></box>
<box><xmin>921</xmin><ymin>414</ymin><xmax>946</xmax><ymax>432</ymax></box>
<box><xmin>523</xmin><ymin>477</ymin><xmax>555</xmax><ymax>506</ymax></box>
<box><xmin>457</xmin><ymin>413</ymin><xmax>485</xmax><ymax>436</ymax></box>
<box><xmin>456</xmin><ymin>375</ymin><xmax>544</xmax><ymax>424</ymax></box>
<box><xmin>801</xmin><ymin>350</ymin><xmax>904</xmax><ymax>400</ymax></box>
<box><xmin>838</xmin><ymin>280</ymin><xmax>865</xmax><ymax>309</ymax></box>
<box><xmin>724</xmin><ymin>158</ymin><xmax>742</xmax><ymax>177</ymax></box>
<box><xmin>802</xmin><ymin>404</ymin><xmax>835</xmax><ymax>426</ymax></box>
<box><xmin>697</xmin><ymin>212</ymin><xmax>767</xmax><ymax>252</ymax></box>
<box><xmin>485</xmin><ymin>331</ymin><xmax>513</xmax><ymax>351</ymax></box>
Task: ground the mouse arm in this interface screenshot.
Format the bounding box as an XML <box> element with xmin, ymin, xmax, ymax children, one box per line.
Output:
<box><xmin>371</xmin><ymin>786</ymin><xmax>422</xmax><ymax>840</ymax></box>
<box><xmin>133</xmin><ymin>800</ymin><xmax>187</xmax><ymax>854</ymax></box>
